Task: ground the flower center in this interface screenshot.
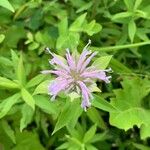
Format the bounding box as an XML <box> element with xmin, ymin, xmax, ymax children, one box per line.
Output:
<box><xmin>70</xmin><ymin>70</ymin><xmax>82</xmax><ymax>82</ymax></box>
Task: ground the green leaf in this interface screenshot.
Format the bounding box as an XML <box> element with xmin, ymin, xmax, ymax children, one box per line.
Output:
<box><xmin>92</xmin><ymin>94</ymin><xmax>117</xmax><ymax>112</ymax></box>
<box><xmin>52</xmin><ymin>100</ymin><xmax>80</xmax><ymax>134</ymax></box>
<box><xmin>110</xmin><ymin>58</ymin><xmax>132</xmax><ymax>73</ymax></box>
<box><xmin>87</xmin><ymin>107</ymin><xmax>106</xmax><ymax>129</ymax></box>
<box><xmin>92</xmin><ymin>55</ymin><xmax>112</xmax><ymax>69</ymax></box>
<box><xmin>124</xmin><ymin>0</ymin><xmax>134</xmax><ymax>10</ymax></box>
<box><xmin>17</xmin><ymin>53</ymin><xmax>26</xmax><ymax>85</ymax></box>
<box><xmin>69</xmin><ymin>13</ymin><xmax>87</xmax><ymax>32</ymax></box>
<box><xmin>56</xmin><ymin>32</ymin><xmax>79</xmax><ymax>51</ymax></box>
<box><xmin>0</xmin><ymin>0</ymin><xmax>15</xmax><ymax>12</ymax></box>
<box><xmin>0</xmin><ymin>34</ymin><xmax>5</xmax><ymax>43</ymax></box>
<box><xmin>0</xmin><ymin>76</ymin><xmax>20</xmax><ymax>89</ymax></box>
<box><xmin>1</xmin><ymin>120</ymin><xmax>16</xmax><ymax>143</ymax></box>
<box><xmin>134</xmin><ymin>0</ymin><xmax>142</xmax><ymax>10</ymax></box>
<box><xmin>132</xmin><ymin>143</ymin><xmax>150</xmax><ymax>150</ymax></box>
<box><xmin>83</xmin><ymin>124</ymin><xmax>97</xmax><ymax>143</ymax></box>
<box><xmin>112</xmin><ymin>12</ymin><xmax>132</xmax><ymax>20</ymax></box>
<box><xmin>21</xmin><ymin>88</ymin><xmax>35</xmax><ymax>110</ymax></box>
<box><xmin>109</xmin><ymin>78</ymin><xmax>150</xmax><ymax>136</ymax></box>
<box><xmin>33</xmin><ymin>80</ymin><xmax>50</xmax><ymax>95</ymax></box>
<box><xmin>86</xmin><ymin>144</ymin><xmax>98</xmax><ymax>150</ymax></box>
<box><xmin>56</xmin><ymin>142</ymin><xmax>69</xmax><ymax>150</ymax></box>
<box><xmin>28</xmin><ymin>42</ymin><xmax>39</xmax><ymax>50</ymax></box>
<box><xmin>0</xmin><ymin>93</ymin><xmax>21</xmax><ymax>118</ymax></box>
<box><xmin>34</xmin><ymin>95</ymin><xmax>58</xmax><ymax>115</ymax></box>
<box><xmin>83</xmin><ymin>20</ymin><xmax>102</xmax><ymax>36</ymax></box>
<box><xmin>26</xmin><ymin>74</ymin><xmax>46</xmax><ymax>88</ymax></box>
<box><xmin>12</xmin><ymin>131</ymin><xmax>45</xmax><ymax>150</ymax></box>
<box><xmin>11</xmin><ymin>50</ymin><xmax>19</xmax><ymax>69</ymax></box>
<box><xmin>128</xmin><ymin>19</ymin><xmax>136</xmax><ymax>43</ymax></box>
<box><xmin>20</xmin><ymin>104</ymin><xmax>34</xmax><ymax>132</ymax></box>
<box><xmin>58</xmin><ymin>17</ymin><xmax>68</xmax><ymax>35</ymax></box>
<box><xmin>0</xmin><ymin>56</ymin><xmax>12</xmax><ymax>66</ymax></box>
<box><xmin>140</xmin><ymin>124</ymin><xmax>150</xmax><ymax>139</ymax></box>
<box><xmin>67</xmin><ymin>100</ymin><xmax>83</xmax><ymax>129</ymax></box>
<box><xmin>91</xmin><ymin>132</ymin><xmax>110</xmax><ymax>143</ymax></box>
<box><xmin>76</xmin><ymin>1</ymin><xmax>93</xmax><ymax>13</ymax></box>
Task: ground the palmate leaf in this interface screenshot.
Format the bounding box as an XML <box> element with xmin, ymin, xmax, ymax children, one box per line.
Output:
<box><xmin>109</xmin><ymin>77</ymin><xmax>150</xmax><ymax>139</ymax></box>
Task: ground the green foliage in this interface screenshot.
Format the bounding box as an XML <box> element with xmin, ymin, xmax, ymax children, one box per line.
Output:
<box><xmin>0</xmin><ymin>0</ymin><xmax>15</xmax><ymax>12</ymax></box>
<box><xmin>109</xmin><ymin>78</ymin><xmax>150</xmax><ymax>139</ymax></box>
<box><xmin>0</xmin><ymin>0</ymin><xmax>150</xmax><ymax>149</ymax></box>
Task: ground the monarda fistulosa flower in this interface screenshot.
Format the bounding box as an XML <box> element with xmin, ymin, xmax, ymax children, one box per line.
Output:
<box><xmin>41</xmin><ymin>40</ymin><xmax>112</xmax><ymax>111</ymax></box>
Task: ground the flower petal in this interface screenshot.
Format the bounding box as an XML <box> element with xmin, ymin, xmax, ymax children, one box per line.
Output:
<box><xmin>48</xmin><ymin>78</ymin><xmax>73</xmax><ymax>100</ymax></box>
<box><xmin>80</xmin><ymin>51</ymin><xmax>98</xmax><ymax>72</ymax></box>
<box><xmin>77</xmin><ymin>81</ymin><xmax>92</xmax><ymax>111</ymax></box>
<box><xmin>66</xmin><ymin>49</ymin><xmax>76</xmax><ymax>70</ymax></box>
<box><xmin>76</xmin><ymin>49</ymin><xmax>92</xmax><ymax>72</ymax></box>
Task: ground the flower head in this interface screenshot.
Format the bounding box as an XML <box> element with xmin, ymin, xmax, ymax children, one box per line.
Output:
<box><xmin>42</xmin><ymin>40</ymin><xmax>111</xmax><ymax>111</ymax></box>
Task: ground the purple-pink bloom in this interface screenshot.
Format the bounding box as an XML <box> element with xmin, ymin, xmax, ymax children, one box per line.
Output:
<box><xmin>42</xmin><ymin>41</ymin><xmax>111</xmax><ymax>111</ymax></box>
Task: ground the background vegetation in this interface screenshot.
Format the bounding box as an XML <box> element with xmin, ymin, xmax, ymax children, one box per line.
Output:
<box><xmin>0</xmin><ymin>0</ymin><xmax>150</xmax><ymax>149</ymax></box>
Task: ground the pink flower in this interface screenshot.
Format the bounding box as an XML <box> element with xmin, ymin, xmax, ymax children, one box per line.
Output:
<box><xmin>41</xmin><ymin>40</ymin><xmax>111</xmax><ymax>111</ymax></box>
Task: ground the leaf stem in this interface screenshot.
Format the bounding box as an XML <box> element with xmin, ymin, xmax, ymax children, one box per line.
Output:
<box><xmin>91</xmin><ymin>41</ymin><xmax>150</xmax><ymax>52</ymax></box>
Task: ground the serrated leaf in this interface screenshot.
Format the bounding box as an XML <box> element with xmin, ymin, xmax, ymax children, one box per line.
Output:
<box><xmin>83</xmin><ymin>124</ymin><xmax>97</xmax><ymax>143</ymax></box>
<box><xmin>34</xmin><ymin>95</ymin><xmax>58</xmax><ymax>115</ymax></box>
<box><xmin>109</xmin><ymin>78</ymin><xmax>150</xmax><ymax>137</ymax></box>
<box><xmin>0</xmin><ymin>93</ymin><xmax>21</xmax><ymax>118</ymax></box>
<box><xmin>26</xmin><ymin>74</ymin><xmax>46</xmax><ymax>88</ymax></box>
<box><xmin>1</xmin><ymin>120</ymin><xmax>16</xmax><ymax>143</ymax></box>
<box><xmin>92</xmin><ymin>55</ymin><xmax>112</xmax><ymax>70</ymax></box>
<box><xmin>20</xmin><ymin>104</ymin><xmax>34</xmax><ymax>132</ymax></box>
<box><xmin>140</xmin><ymin>124</ymin><xmax>150</xmax><ymax>139</ymax></box>
<box><xmin>0</xmin><ymin>0</ymin><xmax>15</xmax><ymax>12</ymax></box>
<box><xmin>0</xmin><ymin>76</ymin><xmax>20</xmax><ymax>89</ymax></box>
<box><xmin>21</xmin><ymin>88</ymin><xmax>35</xmax><ymax>110</ymax></box>
<box><xmin>128</xmin><ymin>19</ymin><xmax>136</xmax><ymax>43</ymax></box>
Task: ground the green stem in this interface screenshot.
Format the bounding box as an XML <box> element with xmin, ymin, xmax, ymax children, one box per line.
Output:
<box><xmin>91</xmin><ymin>41</ymin><xmax>150</xmax><ymax>52</ymax></box>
